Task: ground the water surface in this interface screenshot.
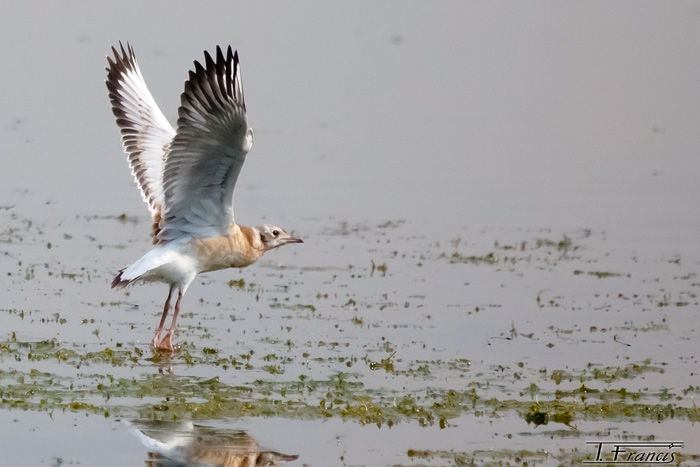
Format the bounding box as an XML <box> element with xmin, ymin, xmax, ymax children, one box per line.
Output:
<box><xmin>1</xmin><ymin>2</ymin><xmax>699</xmax><ymax>465</ymax></box>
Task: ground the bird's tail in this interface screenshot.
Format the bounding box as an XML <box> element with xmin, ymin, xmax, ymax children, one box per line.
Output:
<box><xmin>111</xmin><ymin>245</ymin><xmax>172</xmax><ymax>289</ymax></box>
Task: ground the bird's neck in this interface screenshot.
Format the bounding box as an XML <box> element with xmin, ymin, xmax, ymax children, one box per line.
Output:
<box><xmin>237</xmin><ymin>224</ymin><xmax>264</xmax><ymax>251</ymax></box>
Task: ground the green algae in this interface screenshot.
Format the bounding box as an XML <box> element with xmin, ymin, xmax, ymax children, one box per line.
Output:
<box><xmin>447</xmin><ymin>251</ymin><xmax>498</xmax><ymax>265</ymax></box>
<box><xmin>401</xmin><ymin>447</ymin><xmax>700</xmax><ymax>467</ymax></box>
<box><xmin>573</xmin><ymin>270</ymin><xmax>626</xmax><ymax>278</ymax></box>
<box><xmin>404</xmin><ymin>447</ymin><xmax>592</xmax><ymax>467</ymax></box>
<box><xmin>1</xmin><ymin>339</ymin><xmax>698</xmax><ymax>429</ymax></box>
<box><xmin>443</xmin><ymin>234</ymin><xmax>582</xmax><ymax>267</ymax></box>
<box><xmin>370</xmin><ymin>260</ymin><xmax>388</xmax><ymax>277</ymax></box>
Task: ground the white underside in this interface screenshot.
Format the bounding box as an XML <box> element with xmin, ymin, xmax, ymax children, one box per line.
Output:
<box><xmin>120</xmin><ymin>241</ymin><xmax>198</xmax><ymax>293</ymax></box>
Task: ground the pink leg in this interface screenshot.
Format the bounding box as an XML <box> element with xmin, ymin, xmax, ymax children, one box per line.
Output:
<box><xmin>151</xmin><ymin>286</ymin><xmax>174</xmax><ymax>348</ymax></box>
<box><xmin>158</xmin><ymin>290</ymin><xmax>182</xmax><ymax>351</ymax></box>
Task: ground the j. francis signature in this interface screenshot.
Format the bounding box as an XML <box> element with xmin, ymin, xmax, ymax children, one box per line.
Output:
<box><xmin>585</xmin><ymin>441</ymin><xmax>683</xmax><ymax>464</ymax></box>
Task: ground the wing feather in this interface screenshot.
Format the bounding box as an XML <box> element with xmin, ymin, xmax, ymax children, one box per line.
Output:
<box><xmin>106</xmin><ymin>42</ymin><xmax>175</xmax><ymax>220</ymax></box>
<box><xmin>158</xmin><ymin>46</ymin><xmax>253</xmax><ymax>242</ymax></box>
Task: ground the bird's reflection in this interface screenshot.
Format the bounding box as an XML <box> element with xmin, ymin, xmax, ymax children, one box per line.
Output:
<box><xmin>124</xmin><ymin>419</ymin><xmax>299</xmax><ymax>467</ymax></box>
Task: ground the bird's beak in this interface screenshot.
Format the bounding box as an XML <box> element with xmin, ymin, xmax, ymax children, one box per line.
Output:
<box><xmin>283</xmin><ymin>235</ymin><xmax>304</xmax><ymax>244</ymax></box>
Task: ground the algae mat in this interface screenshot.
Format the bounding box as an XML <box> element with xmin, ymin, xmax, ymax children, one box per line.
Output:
<box><xmin>1</xmin><ymin>211</ymin><xmax>698</xmax><ymax>465</ymax></box>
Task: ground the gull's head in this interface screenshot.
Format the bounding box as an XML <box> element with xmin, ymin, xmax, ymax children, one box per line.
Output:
<box><xmin>256</xmin><ymin>224</ymin><xmax>303</xmax><ymax>251</ymax></box>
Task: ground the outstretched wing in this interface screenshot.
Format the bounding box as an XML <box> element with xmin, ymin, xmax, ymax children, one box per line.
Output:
<box><xmin>106</xmin><ymin>42</ymin><xmax>175</xmax><ymax>220</ymax></box>
<box><xmin>158</xmin><ymin>46</ymin><xmax>253</xmax><ymax>242</ymax></box>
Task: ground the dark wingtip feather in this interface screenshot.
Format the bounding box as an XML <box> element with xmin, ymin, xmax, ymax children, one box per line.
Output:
<box><xmin>204</xmin><ymin>49</ymin><xmax>216</xmax><ymax>70</ymax></box>
<box><xmin>111</xmin><ymin>269</ymin><xmax>130</xmax><ymax>289</ymax></box>
<box><xmin>106</xmin><ymin>41</ymin><xmax>137</xmax><ymax>88</ymax></box>
<box><xmin>179</xmin><ymin>45</ymin><xmax>246</xmax><ymax>116</ymax></box>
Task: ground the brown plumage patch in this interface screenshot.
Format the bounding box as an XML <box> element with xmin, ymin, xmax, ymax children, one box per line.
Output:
<box><xmin>190</xmin><ymin>224</ymin><xmax>263</xmax><ymax>273</ymax></box>
<box><xmin>239</xmin><ymin>225</ymin><xmax>258</xmax><ymax>249</ymax></box>
<box><xmin>151</xmin><ymin>204</ymin><xmax>163</xmax><ymax>244</ymax></box>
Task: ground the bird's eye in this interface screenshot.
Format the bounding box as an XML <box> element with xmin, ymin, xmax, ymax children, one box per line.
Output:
<box><xmin>272</xmin><ymin>230</ymin><xmax>279</xmax><ymax>237</ymax></box>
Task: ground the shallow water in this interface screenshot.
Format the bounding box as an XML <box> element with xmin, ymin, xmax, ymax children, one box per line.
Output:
<box><xmin>1</xmin><ymin>2</ymin><xmax>700</xmax><ymax>466</ymax></box>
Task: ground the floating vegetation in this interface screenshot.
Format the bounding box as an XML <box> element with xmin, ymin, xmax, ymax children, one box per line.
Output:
<box><xmin>573</xmin><ymin>270</ymin><xmax>626</xmax><ymax>278</ymax></box>
<box><xmin>370</xmin><ymin>260</ymin><xmax>387</xmax><ymax>277</ymax></box>
<box><xmin>442</xmin><ymin>234</ymin><xmax>583</xmax><ymax>267</ymax></box>
<box><xmin>0</xmin><ymin>339</ymin><xmax>698</xmax><ymax>429</ymax></box>
<box><xmin>366</xmin><ymin>351</ymin><xmax>396</xmax><ymax>373</ymax></box>
<box><xmin>1</xmin><ymin>213</ymin><xmax>699</xmax><ymax>464</ymax></box>
<box><xmin>447</xmin><ymin>251</ymin><xmax>498</xmax><ymax>265</ymax></box>
<box><xmin>269</xmin><ymin>303</ymin><xmax>316</xmax><ymax>313</ymax></box>
<box><xmin>403</xmin><ymin>447</ymin><xmax>593</xmax><ymax>466</ymax></box>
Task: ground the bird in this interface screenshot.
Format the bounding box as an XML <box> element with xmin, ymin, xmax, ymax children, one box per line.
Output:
<box><xmin>123</xmin><ymin>419</ymin><xmax>299</xmax><ymax>466</ymax></box>
<box><xmin>106</xmin><ymin>42</ymin><xmax>302</xmax><ymax>351</ymax></box>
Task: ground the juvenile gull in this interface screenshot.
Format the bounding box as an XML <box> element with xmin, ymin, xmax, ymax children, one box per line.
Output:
<box><xmin>106</xmin><ymin>43</ymin><xmax>302</xmax><ymax>350</ymax></box>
